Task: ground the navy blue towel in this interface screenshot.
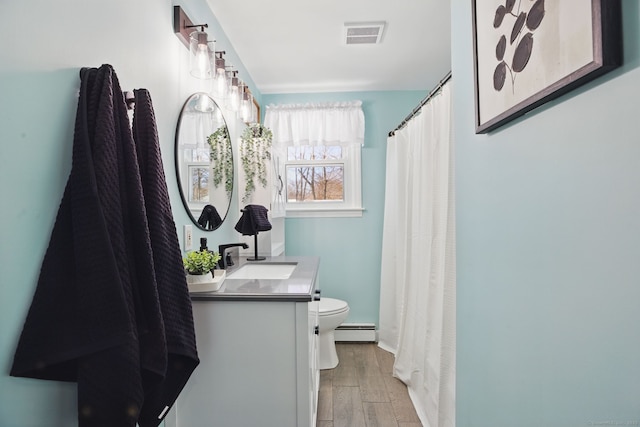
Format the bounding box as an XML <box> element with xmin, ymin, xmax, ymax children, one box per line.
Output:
<box><xmin>235</xmin><ymin>204</ymin><xmax>272</xmax><ymax>235</ymax></box>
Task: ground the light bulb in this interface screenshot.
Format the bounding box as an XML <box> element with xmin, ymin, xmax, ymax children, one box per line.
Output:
<box><xmin>196</xmin><ymin>45</ymin><xmax>210</xmax><ymax>76</ymax></box>
<box><xmin>213</xmin><ymin>53</ymin><xmax>228</xmax><ymax>98</ymax></box>
<box><xmin>214</xmin><ymin>68</ymin><xmax>227</xmax><ymax>98</ymax></box>
<box><xmin>241</xmin><ymin>91</ymin><xmax>252</xmax><ymax>122</ymax></box>
<box><xmin>228</xmin><ymin>86</ymin><xmax>239</xmax><ymax>111</ymax></box>
<box><xmin>227</xmin><ymin>73</ymin><xmax>241</xmax><ymax>112</ymax></box>
<box><xmin>189</xmin><ymin>30</ymin><xmax>213</xmax><ymax>79</ymax></box>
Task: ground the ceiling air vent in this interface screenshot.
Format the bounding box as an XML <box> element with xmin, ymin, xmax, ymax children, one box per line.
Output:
<box><xmin>344</xmin><ymin>22</ymin><xmax>386</xmax><ymax>45</ymax></box>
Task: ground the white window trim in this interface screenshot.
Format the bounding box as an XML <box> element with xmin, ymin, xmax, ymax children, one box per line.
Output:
<box><xmin>285</xmin><ymin>144</ymin><xmax>363</xmax><ymax>218</ymax></box>
<box><xmin>286</xmin><ymin>207</ymin><xmax>364</xmax><ymax>218</ymax></box>
<box><xmin>185</xmin><ymin>161</ymin><xmax>209</xmax><ymax>207</ymax></box>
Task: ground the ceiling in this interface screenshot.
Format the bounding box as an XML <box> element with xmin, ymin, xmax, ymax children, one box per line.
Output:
<box><xmin>206</xmin><ymin>0</ymin><xmax>451</xmax><ymax>94</ymax></box>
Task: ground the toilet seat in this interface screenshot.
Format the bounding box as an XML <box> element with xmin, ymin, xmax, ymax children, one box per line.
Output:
<box><xmin>319</xmin><ymin>297</ymin><xmax>349</xmax><ymax>316</ymax></box>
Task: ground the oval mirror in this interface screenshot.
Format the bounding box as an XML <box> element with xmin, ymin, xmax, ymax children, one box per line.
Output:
<box><xmin>175</xmin><ymin>93</ymin><xmax>233</xmax><ymax>231</ymax></box>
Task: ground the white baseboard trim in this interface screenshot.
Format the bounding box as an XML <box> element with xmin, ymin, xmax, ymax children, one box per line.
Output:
<box><xmin>334</xmin><ymin>323</ymin><xmax>377</xmax><ymax>342</ymax></box>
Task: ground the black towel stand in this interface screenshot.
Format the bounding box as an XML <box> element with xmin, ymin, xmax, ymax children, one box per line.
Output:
<box><xmin>237</xmin><ymin>206</ymin><xmax>269</xmax><ymax>261</ymax></box>
<box><xmin>247</xmin><ymin>233</ymin><xmax>265</xmax><ymax>261</ymax></box>
<box><xmin>242</xmin><ymin>208</ymin><xmax>266</xmax><ymax>261</ymax></box>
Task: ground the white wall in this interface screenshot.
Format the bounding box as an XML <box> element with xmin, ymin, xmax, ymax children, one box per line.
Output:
<box><xmin>453</xmin><ymin>1</ymin><xmax>640</xmax><ymax>426</ymax></box>
<box><xmin>0</xmin><ymin>0</ymin><xmax>255</xmax><ymax>425</ymax></box>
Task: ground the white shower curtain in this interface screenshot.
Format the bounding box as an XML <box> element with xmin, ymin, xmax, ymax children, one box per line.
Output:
<box><xmin>378</xmin><ymin>81</ymin><xmax>455</xmax><ymax>427</ymax></box>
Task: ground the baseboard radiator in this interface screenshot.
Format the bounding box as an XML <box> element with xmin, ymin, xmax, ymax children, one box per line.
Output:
<box><xmin>334</xmin><ymin>323</ymin><xmax>377</xmax><ymax>342</ymax></box>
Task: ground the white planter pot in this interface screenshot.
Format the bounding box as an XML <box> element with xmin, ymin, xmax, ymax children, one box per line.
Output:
<box><xmin>186</xmin><ymin>270</ymin><xmax>226</xmax><ymax>293</ymax></box>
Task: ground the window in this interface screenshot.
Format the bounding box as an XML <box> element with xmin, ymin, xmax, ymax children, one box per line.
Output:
<box><xmin>264</xmin><ymin>100</ymin><xmax>365</xmax><ymax>218</ymax></box>
<box><xmin>182</xmin><ymin>147</ymin><xmax>210</xmax><ymax>206</ymax></box>
<box><xmin>284</xmin><ymin>143</ymin><xmax>362</xmax><ymax>217</ymax></box>
<box><xmin>187</xmin><ymin>164</ymin><xmax>210</xmax><ymax>203</ymax></box>
<box><xmin>287</xmin><ymin>145</ymin><xmax>343</xmax><ymax>202</ymax></box>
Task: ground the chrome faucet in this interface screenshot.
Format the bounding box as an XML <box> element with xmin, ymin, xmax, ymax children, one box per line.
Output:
<box><xmin>218</xmin><ymin>243</ymin><xmax>249</xmax><ymax>269</ymax></box>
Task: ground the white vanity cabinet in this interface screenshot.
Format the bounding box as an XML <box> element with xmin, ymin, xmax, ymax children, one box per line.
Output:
<box><xmin>168</xmin><ymin>257</ymin><xmax>320</xmax><ymax>427</ymax></box>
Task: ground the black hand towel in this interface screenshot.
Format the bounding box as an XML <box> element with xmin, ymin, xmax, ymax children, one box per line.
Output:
<box><xmin>197</xmin><ymin>204</ymin><xmax>222</xmax><ymax>230</ymax></box>
<box><xmin>235</xmin><ymin>204</ymin><xmax>272</xmax><ymax>235</ymax></box>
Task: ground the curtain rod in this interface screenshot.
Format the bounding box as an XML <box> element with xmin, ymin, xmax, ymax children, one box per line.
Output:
<box><xmin>388</xmin><ymin>71</ymin><xmax>452</xmax><ymax>137</ymax></box>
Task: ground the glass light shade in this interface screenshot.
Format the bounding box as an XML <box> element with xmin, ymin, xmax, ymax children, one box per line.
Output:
<box><xmin>241</xmin><ymin>90</ymin><xmax>253</xmax><ymax>122</ymax></box>
<box><xmin>194</xmin><ymin>93</ymin><xmax>214</xmax><ymax>112</ymax></box>
<box><xmin>213</xmin><ymin>68</ymin><xmax>227</xmax><ymax>99</ymax></box>
<box><xmin>227</xmin><ymin>75</ymin><xmax>241</xmax><ymax>112</ymax></box>
<box><xmin>213</xmin><ymin>55</ymin><xmax>228</xmax><ymax>98</ymax></box>
<box><xmin>189</xmin><ymin>30</ymin><xmax>214</xmax><ymax>79</ymax></box>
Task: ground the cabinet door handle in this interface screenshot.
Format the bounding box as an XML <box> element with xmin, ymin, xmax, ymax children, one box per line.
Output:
<box><xmin>314</xmin><ymin>326</ymin><xmax>319</xmax><ymax>335</ymax></box>
<box><xmin>314</xmin><ymin>289</ymin><xmax>321</xmax><ymax>301</ymax></box>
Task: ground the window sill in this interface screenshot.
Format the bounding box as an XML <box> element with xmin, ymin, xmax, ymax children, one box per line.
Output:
<box><xmin>285</xmin><ymin>207</ymin><xmax>364</xmax><ymax>218</ymax></box>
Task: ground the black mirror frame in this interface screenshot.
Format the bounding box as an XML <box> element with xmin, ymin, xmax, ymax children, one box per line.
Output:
<box><xmin>174</xmin><ymin>93</ymin><xmax>233</xmax><ymax>231</ymax></box>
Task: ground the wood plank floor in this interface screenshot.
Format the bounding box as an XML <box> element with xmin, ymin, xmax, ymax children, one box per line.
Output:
<box><xmin>316</xmin><ymin>343</ymin><xmax>422</xmax><ymax>427</ymax></box>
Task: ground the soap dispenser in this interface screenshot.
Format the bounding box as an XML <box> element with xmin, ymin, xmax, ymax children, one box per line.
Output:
<box><xmin>200</xmin><ymin>237</ymin><xmax>208</xmax><ymax>252</ymax></box>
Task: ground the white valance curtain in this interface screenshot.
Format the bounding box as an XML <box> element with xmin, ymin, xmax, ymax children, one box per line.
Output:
<box><xmin>264</xmin><ymin>101</ymin><xmax>364</xmax><ymax>146</ymax></box>
<box><xmin>378</xmin><ymin>81</ymin><xmax>455</xmax><ymax>427</ymax></box>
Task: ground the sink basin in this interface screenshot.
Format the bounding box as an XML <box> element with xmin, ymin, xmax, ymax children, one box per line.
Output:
<box><xmin>227</xmin><ymin>262</ymin><xmax>297</xmax><ymax>280</ymax></box>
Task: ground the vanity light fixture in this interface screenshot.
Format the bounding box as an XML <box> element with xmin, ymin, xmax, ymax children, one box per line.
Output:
<box><xmin>173</xmin><ymin>5</ymin><xmax>214</xmax><ymax>79</ymax></box>
<box><xmin>237</xmin><ymin>81</ymin><xmax>248</xmax><ymax>117</ymax></box>
<box><xmin>189</xmin><ymin>26</ymin><xmax>214</xmax><ymax>79</ymax></box>
<box><xmin>213</xmin><ymin>51</ymin><xmax>228</xmax><ymax>98</ymax></box>
<box><xmin>240</xmin><ymin>85</ymin><xmax>253</xmax><ymax>122</ymax></box>
<box><xmin>227</xmin><ymin>71</ymin><xmax>241</xmax><ymax>112</ymax></box>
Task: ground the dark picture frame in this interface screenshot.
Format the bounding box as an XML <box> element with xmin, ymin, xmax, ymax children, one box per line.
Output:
<box><xmin>472</xmin><ymin>0</ymin><xmax>622</xmax><ymax>134</ymax></box>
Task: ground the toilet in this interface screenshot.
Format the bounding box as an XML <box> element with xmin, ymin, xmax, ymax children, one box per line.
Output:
<box><xmin>318</xmin><ymin>297</ymin><xmax>350</xmax><ymax>370</ymax></box>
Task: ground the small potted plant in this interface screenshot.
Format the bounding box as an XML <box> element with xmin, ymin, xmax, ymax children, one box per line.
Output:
<box><xmin>183</xmin><ymin>250</ymin><xmax>223</xmax><ymax>292</ymax></box>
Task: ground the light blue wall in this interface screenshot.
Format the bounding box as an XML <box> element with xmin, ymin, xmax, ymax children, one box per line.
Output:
<box><xmin>263</xmin><ymin>91</ymin><xmax>425</xmax><ymax>325</ymax></box>
<box><xmin>453</xmin><ymin>1</ymin><xmax>640</xmax><ymax>426</ymax></box>
<box><xmin>0</xmin><ymin>0</ymin><xmax>256</xmax><ymax>425</ymax></box>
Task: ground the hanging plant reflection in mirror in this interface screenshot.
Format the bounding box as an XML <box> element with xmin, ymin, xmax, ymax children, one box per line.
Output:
<box><xmin>208</xmin><ymin>126</ymin><xmax>234</xmax><ymax>198</ymax></box>
<box><xmin>240</xmin><ymin>123</ymin><xmax>272</xmax><ymax>202</ymax></box>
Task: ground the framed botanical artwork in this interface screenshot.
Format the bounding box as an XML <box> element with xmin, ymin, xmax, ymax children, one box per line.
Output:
<box><xmin>472</xmin><ymin>0</ymin><xmax>622</xmax><ymax>134</ymax></box>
